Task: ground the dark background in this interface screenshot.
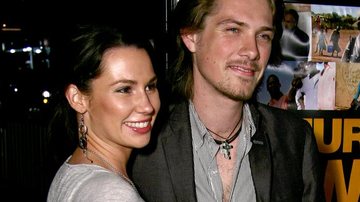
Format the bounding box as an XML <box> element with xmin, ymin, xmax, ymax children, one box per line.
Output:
<box><xmin>0</xmin><ymin>1</ymin><xmax>168</xmax><ymax>201</ymax></box>
<box><xmin>0</xmin><ymin>0</ymin><xmax>169</xmax><ymax>121</ymax></box>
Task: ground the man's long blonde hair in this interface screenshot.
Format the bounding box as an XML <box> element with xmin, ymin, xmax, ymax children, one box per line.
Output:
<box><xmin>168</xmin><ymin>0</ymin><xmax>283</xmax><ymax>100</ymax></box>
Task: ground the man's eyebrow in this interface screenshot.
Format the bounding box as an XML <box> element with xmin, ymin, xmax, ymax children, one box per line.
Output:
<box><xmin>218</xmin><ymin>19</ymin><xmax>275</xmax><ymax>32</ymax></box>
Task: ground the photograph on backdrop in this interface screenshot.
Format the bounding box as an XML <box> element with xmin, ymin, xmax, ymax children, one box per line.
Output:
<box><xmin>335</xmin><ymin>62</ymin><xmax>360</xmax><ymax>110</ymax></box>
<box><xmin>258</xmin><ymin>61</ymin><xmax>336</xmax><ymax>110</ymax></box>
<box><xmin>311</xmin><ymin>4</ymin><xmax>360</xmax><ymax>63</ymax></box>
<box><xmin>280</xmin><ymin>3</ymin><xmax>311</xmax><ymax>62</ymax></box>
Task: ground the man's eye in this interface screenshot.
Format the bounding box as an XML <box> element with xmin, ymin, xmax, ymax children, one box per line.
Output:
<box><xmin>258</xmin><ymin>33</ymin><xmax>273</xmax><ymax>42</ymax></box>
<box><xmin>226</xmin><ymin>27</ymin><xmax>239</xmax><ymax>33</ymax></box>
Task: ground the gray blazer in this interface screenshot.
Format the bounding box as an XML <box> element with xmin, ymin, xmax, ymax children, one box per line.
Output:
<box><xmin>131</xmin><ymin>101</ymin><xmax>325</xmax><ymax>202</ymax></box>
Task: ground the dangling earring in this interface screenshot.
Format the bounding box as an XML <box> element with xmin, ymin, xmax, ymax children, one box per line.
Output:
<box><xmin>78</xmin><ymin>114</ymin><xmax>93</xmax><ymax>163</ymax></box>
<box><xmin>78</xmin><ymin>114</ymin><xmax>88</xmax><ymax>153</ymax></box>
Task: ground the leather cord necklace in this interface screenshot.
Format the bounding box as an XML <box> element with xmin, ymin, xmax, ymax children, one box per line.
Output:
<box><xmin>206</xmin><ymin>118</ymin><xmax>242</xmax><ymax>160</ymax></box>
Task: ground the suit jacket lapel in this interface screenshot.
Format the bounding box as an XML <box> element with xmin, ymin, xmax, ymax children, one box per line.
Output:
<box><xmin>158</xmin><ymin>102</ymin><xmax>272</xmax><ymax>201</ymax></box>
<box><xmin>249</xmin><ymin>104</ymin><xmax>272</xmax><ymax>202</ymax></box>
<box><xmin>161</xmin><ymin>102</ymin><xmax>197</xmax><ymax>201</ymax></box>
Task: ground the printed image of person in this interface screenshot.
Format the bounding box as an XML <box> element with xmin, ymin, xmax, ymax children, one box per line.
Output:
<box><xmin>280</xmin><ymin>8</ymin><xmax>310</xmax><ymax>61</ymax></box>
<box><xmin>265</xmin><ymin>73</ymin><xmax>300</xmax><ymax>110</ymax></box>
<box><xmin>287</xmin><ymin>76</ymin><xmax>303</xmax><ymax>110</ymax></box>
<box><xmin>317</xmin><ymin>62</ymin><xmax>336</xmax><ymax>110</ymax></box>
<box><xmin>266</xmin><ymin>74</ymin><xmax>289</xmax><ymax>110</ymax></box>
<box><xmin>314</xmin><ymin>15</ymin><xmax>322</xmax><ymax>33</ymax></box>
<box><xmin>329</xmin><ymin>26</ymin><xmax>341</xmax><ymax>57</ymax></box>
<box><xmin>350</xmin><ymin>81</ymin><xmax>360</xmax><ymax>110</ymax></box>
<box><xmin>314</xmin><ymin>28</ymin><xmax>328</xmax><ymax>56</ymax></box>
<box><xmin>295</xmin><ymin>62</ymin><xmax>320</xmax><ymax>110</ymax></box>
<box><xmin>341</xmin><ymin>17</ymin><xmax>360</xmax><ymax>63</ymax></box>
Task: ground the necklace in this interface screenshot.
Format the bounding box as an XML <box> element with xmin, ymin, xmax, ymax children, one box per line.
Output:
<box><xmin>206</xmin><ymin>118</ymin><xmax>242</xmax><ymax>160</ymax></box>
<box><xmin>85</xmin><ymin>149</ymin><xmax>136</xmax><ymax>189</ymax></box>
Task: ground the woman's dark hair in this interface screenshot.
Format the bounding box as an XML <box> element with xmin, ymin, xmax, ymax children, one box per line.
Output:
<box><xmin>47</xmin><ymin>24</ymin><xmax>156</xmax><ymax>168</ymax></box>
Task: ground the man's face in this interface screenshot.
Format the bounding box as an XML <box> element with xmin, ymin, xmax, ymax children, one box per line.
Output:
<box><xmin>267</xmin><ymin>76</ymin><xmax>281</xmax><ymax>97</ymax></box>
<box><xmin>283</xmin><ymin>13</ymin><xmax>296</xmax><ymax>30</ymax></box>
<box><xmin>182</xmin><ymin>0</ymin><xmax>274</xmax><ymax>101</ymax></box>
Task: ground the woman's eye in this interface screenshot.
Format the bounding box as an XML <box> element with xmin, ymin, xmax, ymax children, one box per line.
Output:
<box><xmin>116</xmin><ymin>86</ymin><xmax>131</xmax><ymax>93</ymax></box>
<box><xmin>146</xmin><ymin>83</ymin><xmax>158</xmax><ymax>92</ymax></box>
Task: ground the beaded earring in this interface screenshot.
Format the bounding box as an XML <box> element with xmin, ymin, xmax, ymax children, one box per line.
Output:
<box><xmin>78</xmin><ymin>114</ymin><xmax>88</xmax><ymax>153</ymax></box>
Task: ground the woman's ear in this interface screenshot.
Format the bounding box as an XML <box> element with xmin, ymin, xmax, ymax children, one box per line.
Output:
<box><xmin>180</xmin><ymin>28</ymin><xmax>198</xmax><ymax>53</ymax></box>
<box><xmin>65</xmin><ymin>84</ymin><xmax>87</xmax><ymax>113</ymax></box>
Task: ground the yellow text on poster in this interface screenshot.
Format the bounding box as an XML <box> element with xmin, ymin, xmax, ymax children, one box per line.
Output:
<box><xmin>305</xmin><ymin>118</ymin><xmax>360</xmax><ymax>202</ymax></box>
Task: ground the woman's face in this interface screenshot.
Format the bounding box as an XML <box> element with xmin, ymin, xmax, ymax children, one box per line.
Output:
<box><xmin>84</xmin><ymin>46</ymin><xmax>160</xmax><ymax>150</ymax></box>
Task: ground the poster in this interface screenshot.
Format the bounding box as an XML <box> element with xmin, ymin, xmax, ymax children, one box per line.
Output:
<box><xmin>257</xmin><ymin>3</ymin><xmax>360</xmax><ymax>202</ymax></box>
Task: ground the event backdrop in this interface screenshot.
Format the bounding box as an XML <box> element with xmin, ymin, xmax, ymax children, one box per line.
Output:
<box><xmin>257</xmin><ymin>2</ymin><xmax>360</xmax><ymax>202</ymax></box>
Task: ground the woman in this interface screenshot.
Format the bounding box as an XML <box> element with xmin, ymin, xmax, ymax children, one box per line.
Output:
<box><xmin>47</xmin><ymin>25</ymin><xmax>160</xmax><ymax>201</ymax></box>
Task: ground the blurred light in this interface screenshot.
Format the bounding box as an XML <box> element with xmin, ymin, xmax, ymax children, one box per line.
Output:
<box><xmin>29</xmin><ymin>108</ymin><xmax>40</xmax><ymax>112</ymax></box>
<box><xmin>14</xmin><ymin>88</ymin><xmax>18</xmax><ymax>92</ymax></box>
<box><xmin>10</xmin><ymin>49</ymin><xmax>16</xmax><ymax>53</ymax></box>
<box><xmin>42</xmin><ymin>90</ymin><xmax>51</xmax><ymax>98</ymax></box>
<box><xmin>23</xmin><ymin>47</ymin><xmax>32</xmax><ymax>52</ymax></box>
<box><xmin>43</xmin><ymin>98</ymin><xmax>48</xmax><ymax>104</ymax></box>
<box><xmin>34</xmin><ymin>48</ymin><xmax>42</xmax><ymax>54</ymax></box>
<box><xmin>1</xmin><ymin>27</ymin><xmax>21</xmax><ymax>32</ymax></box>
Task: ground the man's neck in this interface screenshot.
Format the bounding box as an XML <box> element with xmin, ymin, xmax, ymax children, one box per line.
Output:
<box><xmin>271</xmin><ymin>91</ymin><xmax>284</xmax><ymax>100</ymax></box>
<box><xmin>191</xmin><ymin>95</ymin><xmax>243</xmax><ymax>134</ymax></box>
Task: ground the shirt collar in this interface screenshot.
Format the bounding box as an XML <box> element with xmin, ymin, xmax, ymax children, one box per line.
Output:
<box><xmin>189</xmin><ymin>100</ymin><xmax>256</xmax><ymax>150</ymax></box>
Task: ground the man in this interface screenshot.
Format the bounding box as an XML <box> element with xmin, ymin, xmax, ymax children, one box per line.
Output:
<box><xmin>317</xmin><ymin>62</ymin><xmax>336</xmax><ymax>110</ymax></box>
<box><xmin>280</xmin><ymin>8</ymin><xmax>310</xmax><ymax>61</ymax></box>
<box><xmin>295</xmin><ymin>62</ymin><xmax>320</xmax><ymax>110</ymax></box>
<box><xmin>341</xmin><ymin>17</ymin><xmax>360</xmax><ymax>63</ymax></box>
<box><xmin>329</xmin><ymin>26</ymin><xmax>341</xmax><ymax>57</ymax></box>
<box><xmin>131</xmin><ymin>0</ymin><xmax>325</xmax><ymax>201</ymax></box>
<box><xmin>266</xmin><ymin>74</ymin><xmax>289</xmax><ymax>110</ymax></box>
<box><xmin>349</xmin><ymin>18</ymin><xmax>360</xmax><ymax>63</ymax></box>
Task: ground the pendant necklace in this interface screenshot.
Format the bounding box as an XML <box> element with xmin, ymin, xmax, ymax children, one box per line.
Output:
<box><xmin>206</xmin><ymin>118</ymin><xmax>242</xmax><ymax>160</ymax></box>
<box><xmin>85</xmin><ymin>148</ymin><xmax>136</xmax><ymax>189</ymax></box>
